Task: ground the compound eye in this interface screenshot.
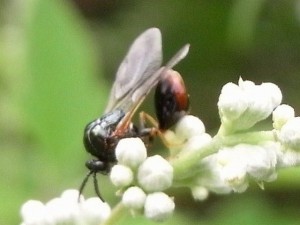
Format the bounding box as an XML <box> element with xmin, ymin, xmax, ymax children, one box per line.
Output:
<box><xmin>155</xmin><ymin>69</ymin><xmax>189</xmax><ymax>131</ymax></box>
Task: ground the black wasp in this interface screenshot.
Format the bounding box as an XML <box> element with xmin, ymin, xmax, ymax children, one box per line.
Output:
<box><xmin>79</xmin><ymin>28</ymin><xmax>190</xmax><ymax>201</ymax></box>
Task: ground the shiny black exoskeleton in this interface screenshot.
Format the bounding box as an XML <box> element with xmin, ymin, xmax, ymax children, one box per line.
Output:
<box><xmin>83</xmin><ymin>109</ymin><xmax>126</xmax><ymax>174</ymax></box>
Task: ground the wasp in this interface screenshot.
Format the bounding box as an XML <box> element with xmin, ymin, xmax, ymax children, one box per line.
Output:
<box><xmin>79</xmin><ymin>28</ymin><xmax>190</xmax><ymax>200</ymax></box>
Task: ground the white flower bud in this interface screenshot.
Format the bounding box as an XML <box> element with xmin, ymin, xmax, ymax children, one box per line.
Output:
<box><xmin>138</xmin><ymin>155</ymin><xmax>173</xmax><ymax>192</ymax></box>
<box><xmin>180</xmin><ymin>133</ymin><xmax>212</xmax><ymax>153</ymax></box>
<box><xmin>46</xmin><ymin>197</ymin><xmax>75</xmax><ymax>224</ymax></box>
<box><xmin>144</xmin><ymin>192</ymin><xmax>175</xmax><ymax>222</ymax></box>
<box><xmin>277</xmin><ymin>149</ymin><xmax>300</xmax><ymax>167</ymax></box>
<box><xmin>175</xmin><ymin>115</ymin><xmax>205</xmax><ymax>140</ymax></box>
<box><xmin>241</xmin><ymin>81</ymin><xmax>281</xmax><ymax>129</ymax></box>
<box><xmin>122</xmin><ymin>186</ymin><xmax>146</xmax><ymax>209</ymax></box>
<box><xmin>219</xmin><ymin>79</ymin><xmax>282</xmax><ymax>132</ymax></box>
<box><xmin>80</xmin><ymin>197</ymin><xmax>111</xmax><ymax>224</ymax></box>
<box><xmin>110</xmin><ymin>164</ymin><xmax>133</xmax><ymax>187</ymax></box>
<box><xmin>21</xmin><ymin>200</ymin><xmax>47</xmax><ymax>225</ymax></box>
<box><xmin>218</xmin><ymin>82</ymin><xmax>247</xmax><ymax>121</ymax></box>
<box><xmin>216</xmin><ymin>143</ymin><xmax>278</xmax><ymax>192</ymax></box>
<box><xmin>60</xmin><ymin>189</ymin><xmax>80</xmax><ymax>203</ymax></box>
<box><xmin>278</xmin><ymin>117</ymin><xmax>300</xmax><ymax>150</ymax></box>
<box><xmin>48</xmin><ymin>190</ymin><xmax>85</xmax><ymax>224</ymax></box>
<box><xmin>115</xmin><ymin>138</ymin><xmax>147</xmax><ymax>168</ymax></box>
<box><xmin>260</xmin><ymin>82</ymin><xmax>282</xmax><ymax>107</ymax></box>
<box><xmin>272</xmin><ymin>104</ymin><xmax>295</xmax><ymax>130</ymax></box>
<box><xmin>219</xmin><ymin>162</ymin><xmax>248</xmax><ymax>193</ymax></box>
<box><xmin>190</xmin><ymin>186</ymin><xmax>209</xmax><ymax>201</ymax></box>
<box><xmin>20</xmin><ymin>190</ymin><xmax>111</xmax><ymax>225</ymax></box>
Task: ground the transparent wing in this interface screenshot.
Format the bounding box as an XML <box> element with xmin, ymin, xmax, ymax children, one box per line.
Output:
<box><xmin>104</xmin><ymin>28</ymin><xmax>163</xmax><ymax>113</ymax></box>
<box><xmin>104</xmin><ymin>27</ymin><xmax>190</xmax><ymax>115</ymax></box>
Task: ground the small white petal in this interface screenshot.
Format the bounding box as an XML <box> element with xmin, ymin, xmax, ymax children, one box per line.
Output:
<box><xmin>175</xmin><ymin>115</ymin><xmax>205</xmax><ymax>140</ymax></box>
<box><xmin>144</xmin><ymin>192</ymin><xmax>175</xmax><ymax>222</ymax></box>
<box><xmin>45</xmin><ymin>198</ymin><xmax>65</xmax><ymax>223</ymax></box>
<box><xmin>246</xmin><ymin>142</ymin><xmax>278</xmax><ymax>182</ymax></box>
<box><xmin>277</xmin><ymin>150</ymin><xmax>300</xmax><ymax>167</ymax></box>
<box><xmin>217</xmin><ymin>143</ymin><xmax>279</xmax><ymax>192</ymax></box>
<box><xmin>219</xmin><ymin>79</ymin><xmax>282</xmax><ymax>132</ymax></box>
<box><xmin>80</xmin><ymin>197</ymin><xmax>111</xmax><ymax>225</ymax></box>
<box><xmin>180</xmin><ymin>133</ymin><xmax>212</xmax><ymax>153</ymax></box>
<box><xmin>122</xmin><ymin>186</ymin><xmax>146</xmax><ymax>209</ymax></box>
<box><xmin>20</xmin><ymin>200</ymin><xmax>47</xmax><ymax>225</ymax></box>
<box><xmin>220</xmin><ymin>163</ymin><xmax>248</xmax><ymax>193</ymax></box>
<box><xmin>238</xmin><ymin>77</ymin><xmax>255</xmax><ymax>89</ymax></box>
<box><xmin>243</xmin><ymin>85</ymin><xmax>274</xmax><ymax>123</ymax></box>
<box><xmin>110</xmin><ymin>164</ymin><xmax>133</xmax><ymax>187</ymax></box>
<box><xmin>278</xmin><ymin>117</ymin><xmax>300</xmax><ymax>150</ymax></box>
<box><xmin>115</xmin><ymin>138</ymin><xmax>147</xmax><ymax>168</ymax></box>
<box><xmin>60</xmin><ymin>189</ymin><xmax>80</xmax><ymax>203</ymax></box>
<box><xmin>272</xmin><ymin>104</ymin><xmax>295</xmax><ymax>130</ymax></box>
<box><xmin>218</xmin><ymin>82</ymin><xmax>247</xmax><ymax>120</ymax></box>
<box><xmin>138</xmin><ymin>155</ymin><xmax>173</xmax><ymax>192</ymax></box>
<box><xmin>190</xmin><ymin>186</ymin><xmax>209</xmax><ymax>201</ymax></box>
<box><xmin>196</xmin><ymin>155</ymin><xmax>234</xmax><ymax>194</ymax></box>
<box><xmin>260</xmin><ymin>82</ymin><xmax>282</xmax><ymax>107</ymax></box>
<box><xmin>46</xmin><ymin>197</ymin><xmax>77</xmax><ymax>224</ymax></box>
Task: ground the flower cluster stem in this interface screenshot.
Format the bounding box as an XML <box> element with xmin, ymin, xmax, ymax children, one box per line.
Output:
<box><xmin>171</xmin><ymin>130</ymin><xmax>275</xmax><ymax>180</ymax></box>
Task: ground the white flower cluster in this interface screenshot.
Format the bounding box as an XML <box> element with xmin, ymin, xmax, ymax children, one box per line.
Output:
<box><xmin>185</xmin><ymin>79</ymin><xmax>300</xmax><ymax>200</ymax></box>
<box><xmin>273</xmin><ymin>104</ymin><xmax>300</xmax><ymax>167</ymax></box>
<box><xmin>20</xmin><ymin>189</ymin><xmax>111</xmax><ymax>225</ymax></box>
<box><xmin>110</xmin><ymin>138</ymin><xmax>174</xmax><ymax>222</ymax></box>
<box><xmin>164</xmin><ymin>115</ymin><xmax>212</xmax><ymax>200</ymax></box>
<box><xmin>218</xmin><ymin>78</ymin><xmax>282</xmax><ymax>133</ymax></box>
<box><xmin>192</xmin><ymin>142</ymin><xmax>279</xmax><ymax>197</ymax></box>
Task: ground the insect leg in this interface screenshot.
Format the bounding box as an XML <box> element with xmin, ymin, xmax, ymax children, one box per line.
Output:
<box><xmin>78</xmin><ymin>170</ymin><xmax>93</xmax><ymax>202</ymax></box>
<box><xmin>93</xmin><ymin>172</ymin><xmax>105</xmax><ymax>202</ymax></box>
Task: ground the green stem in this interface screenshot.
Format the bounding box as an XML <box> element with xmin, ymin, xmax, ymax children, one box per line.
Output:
<box><xmin>171</xmin><ymin>130</ymin><xmax>274</xmax><ymax>180</ymax></box>
<box><xmin>102</xmin><ymin>202</ymin><xmax>127</xmax><ymax>225</ymax></box>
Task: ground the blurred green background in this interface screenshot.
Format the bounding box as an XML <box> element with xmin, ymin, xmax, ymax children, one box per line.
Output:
<box><xmin>1</xmin><ymin>0</ymin><xmax>300</xmax><ymax>224</ymax></box>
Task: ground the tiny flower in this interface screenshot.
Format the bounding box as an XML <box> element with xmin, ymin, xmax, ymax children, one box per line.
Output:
<box><xmin>276</xmin><ymin>149</ymin><xmax>300</xmax><ymax>167</ymax></box>
<box><xmin>61</xmin><ymin>189</ymin><xmax>83</xmax><ymax>203</ymax></box>
<box><xmin>195</xmin><ymin>155</ymin><xmax>232</xmax><ymax>194</ymax></box>
<box><xmin>220</xmin><ymin>163</ymin><xmax>248</xmax><ymax>193</ymax></box>
<box><xmin>180</xmin><ymin>133</ymin><xmax>212</xmax><ymax>154</ymax></box>
<box><xmin>218</xmin><ymin>78</ymin><xmax>282</xmax><ymax>133</ymax></box>
<box><xmin>144</xmin><ymin>192</ymin><xmax>175</xmax><ymax>222</ymax></box>
<box><xmin>115</xmin><ymin>138</ymin><xmax>147</xmax><ymax>168</ymax></box>
<box><xmin>190</xmin><ymin>186</ymin><xmax>209</xmax><ymax>201</ymax></box>
<box><xmin>175</xmin><ymin>115</ymin><xmax>206</xmax><ymax>140</ymax></box>
<box><xmin>137</xmin><ymin>155</ymin><xmax>173</xmax><ymax>192</ymax></box>
<box><xmin>260</xmin><ymin>82</ymin><xmax>282</xmax><ymax>107</ymax></box>
<box><xmin>20</xmin><ymin>189</ymin><xmax>111</xmax><ymax>225</ymax></box>
<box><xmin>79</xmin><ymin>197</ymin><xmax>111</xmax><ymax>225</ymax></box>
<box><xmin>46</xmin><ymin>197</ymin><xmax>76</xmax><ymax>224</ymax></box>
<box><xmin>122</xmin><ymin>186</ymin><xmax>147</xmax><ymax>210</ymax></box>
<box><xmin>110</xmin><ymin>164</ymin><xmax>133</xmax><ymax>187</ymax></box>
<box><xmin>20</xmin><ymin>200</ymin><xmax>48</xmax><ymax>225</ymax></box>
<box><xmin>218</xmin><ymin>82</ymin><xmax>248</xmax><ymax>121</ymax></box>
<box><xmin>272</xmin><ymin>104</ymin><xmax>295</xmax><ymax>130</ymax></box>
<box><xmin>217</xmin><ymin>143</ymin><xmax>278</xmax><ymax>192</ymax></box>
<box><xmin>277</xmin><ymin>117</ymin><xmax>300</xmax><ymax>150</ymax></box>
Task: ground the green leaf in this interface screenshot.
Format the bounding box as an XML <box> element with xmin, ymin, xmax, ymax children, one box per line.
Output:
<box><xmin>25</xmin><ymin>0</ymin><xmax>107</xmax><ymax>162</ymax></box>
